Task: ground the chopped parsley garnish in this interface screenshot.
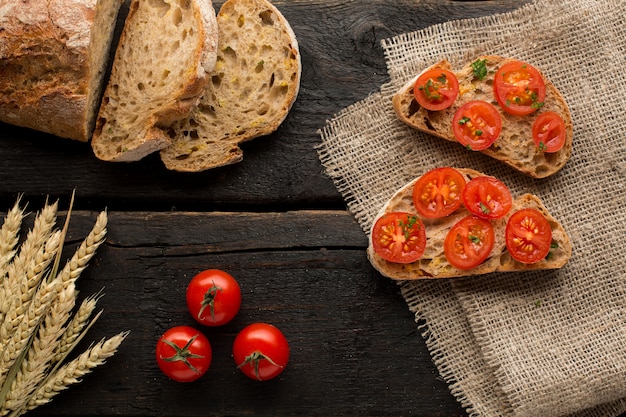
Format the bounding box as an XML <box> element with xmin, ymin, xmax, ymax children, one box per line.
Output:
<box><xmin>468</xmin><ymin>235</ymin><xmax>481</xmax><ymax>244</ymax></box>
<box><xmin>459</xmin><ymin>116</ymin><xmax>470</xmax><ymax>125</ymax></box>
<box><xmin>479</xmin><ymin>202</ymin><xmax>491</xmax><ymax>214</ymax></box>
<box><xmin>471</xmin><ymin>59</ymin><xmax>488</xmax><ymax>80</ymax></box>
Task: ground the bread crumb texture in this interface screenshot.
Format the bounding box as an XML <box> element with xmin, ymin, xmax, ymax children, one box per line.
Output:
<box><xmin>161</xmin><ymin>0</ymin><xmax>301</xmax><ymax>172</ymax></box>
<box><xmin>92</xmin><ymin>0</ymin><xmax>214</xmax><ymax>161</ymax></box>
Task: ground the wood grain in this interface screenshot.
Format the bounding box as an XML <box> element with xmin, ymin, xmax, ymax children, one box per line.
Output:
<box><xmin>0</xmin><ymin>1</ymin><xmax>581</xmax><ymax>416</ymax></box>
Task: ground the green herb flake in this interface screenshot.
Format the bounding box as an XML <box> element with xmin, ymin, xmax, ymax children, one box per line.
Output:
<box><xmin>475</xmin><ymin>130</ymin><xmax>483</xmax><ymax>136</ymax></box>
<box><xmin>471</xmin><ymin>59</ymin><xmax>488</xmax><ymax>80</ymax></box>
<box><xmin>479</xmin><ymin>202</ymin><xmax>491</xmax><ymax>214</ymax></box>
<box><xmin>459</xmin><ymin>116</ymin><xmax>470</xmax><ymax>125</ymax></box>
<box><xmin>468</xmin><ymin>235</ymin><xmax>481</xmax><ymax>244</ymax></box>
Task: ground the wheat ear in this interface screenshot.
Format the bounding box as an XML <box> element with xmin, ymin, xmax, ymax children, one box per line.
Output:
<box><xmin>0</xmin><ymin>232</ymin><xmax>61</xmax><ymax>356</ymax></box>
<box><xmin>53</xmin><ymin>292</ymin><xmax>103</xmax><ymax>364</ymax></box>
<box><xmin>2</xmin><ymin>283</ymin><xmax>77</xmax><ymax>412</ymax></box>
<box><xmin>0</xmin><ymin>200</ymin><xmax>26</xmax><ymax>297</ymax></box>
<box><xmin>54</xmin><ymin>211</ymin><xmax>107</xmax><ymax>289</ymax></box>
<box><xmin>0</xmin><ymin>203</ymin><xmax>58</xmax><ymax>351</ymax></box>
<box><xmin>20</xmin><ymin>332</ymin><xmax>129</xmax><ymax>415</ymax></box>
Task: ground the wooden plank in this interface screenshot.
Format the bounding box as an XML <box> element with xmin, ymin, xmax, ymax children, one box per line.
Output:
<box><xmin>25</xmin><ymin>210</ymin><xmax>465</xmax><ymax>416</ymax></box>
<box><xmin>0</xmin><ymin>0</ymin><xmax>530</xmax><ymax>212</ymax></box>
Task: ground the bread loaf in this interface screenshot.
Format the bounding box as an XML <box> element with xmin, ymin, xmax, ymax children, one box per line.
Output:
<box><xmin>392</xmin><ymin>56</ymin><xmax>573</xmax><ymax>178</ymax></box>
<box><xmin>0</xmin><ymin>0</ymin><xmax>124</xmax><ymax>141</ymax></box>
<box><xmin>367</xmin><ymin>168</ymin><xmax>572</xmax><ymax>280</ymax></box>
<box><xmin>91</xmin><ymin>0</ymin><xmax>219</xmax><ymax>162</ymax></box>
<box><xmin>159</xmin><ymin>0</ymin><xmax>302</xmax><ymax>172</ymax></box>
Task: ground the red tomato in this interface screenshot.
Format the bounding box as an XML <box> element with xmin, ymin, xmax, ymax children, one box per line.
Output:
<box><xmin>444</xmin><ymin>215</ymin><xmax>495</xmax><ymax>270</ymax></box>
<box><xmin>371</xmin><ymin>212</ymin><xmax>426</xmax><ymax>264</ymax></box>
<box><xmin>233</xmin><ymin>323</ymin><xmax>290</xmax><ymax>381</ymax></box>
<box><xmin>494</xmin><ymin>60</ymin><xmax>546</xmax><ymax>115</ymax></box>
<box><xmin>413</xmin><ymin>68</ymin><xmax>459</xmax><ymax>111</ymax></box>
<box><xmin>462</xmin><ymin>176</ymin><xmax>513</xmax><ymax>220</ymax></box>
<box><xmin>532</xmin><ymin>111</ymin><xmax>566</xmax><ymax>152</ymax></box>
<box><xmin>452</xmin><ymin>100</ymin><xmax>502</xmax><ymax>150</ymax></box>
<box><xmin>156</xmin><ymin>326</ymin><xmax>212</xmax><ymax>382</ymax></box>
<box><xmin>505</xmin><ymin>208</ymin><xmax>553</xmax><ymax>264</ymax></box>
<box><xmin>186</xmin><ymin>269</ymin><xmax>241</xmax><ymax>327</ymax></box>
<box><xmin>412</xmin><ymin>167</ymin><xmax>466</xmax><ymax>218</ymax></box>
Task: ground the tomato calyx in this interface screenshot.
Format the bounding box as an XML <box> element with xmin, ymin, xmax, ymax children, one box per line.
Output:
<box><xmin>198</xmin><ymin>280</ymin><xmax>222</xmax><ymax>322</ymax></box>
<box><xmin>237</xmin><ymin>350</ymin><xmax>283</xmax><ymax>381</ymax></box>
<box><xmin>159</xmin><ymin>335</ymin><xmax>207</xmax><ymax>375</ymax></box>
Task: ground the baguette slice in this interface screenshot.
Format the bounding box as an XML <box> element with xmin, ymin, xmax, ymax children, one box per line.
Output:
<box><xmin>160</xmin><ymin>0</ymin><xmax>302</xmax><ymax>172</ymax></box>
<box><xmin>367</xmin><ymin>168</ymin><xmax>572</xmax><ymax>280</ymax></box>
<box><xmin>91</xmin><ymin>0</ymin><xmax>219</xmax><ymax>162</ymax></box>
<box><xmin>392</xmin><ymin>56</ymin><xmax>573</xmax><ymax>178</ymax></box>
<box><xmin>0</xmin><ymin>0</ymin><xmax>123</xmax><ymax>141</ymax></box>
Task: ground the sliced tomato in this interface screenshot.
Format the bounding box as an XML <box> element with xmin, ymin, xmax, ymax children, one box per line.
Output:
<box><xmin>462</xmin><ymin>176</ymin><xmax>513</xmax><ymax>220</ymax></box>
<box><xmin>371</xmin><ymin>212</ymin><xmax>426</xmax><ymax>264</ymax></box>
<box><xmin>494</xmin><ymin>60</ymin><xmax>546</xmax><ymax>115</ymax></box>
<box><xmin>444</xmin><ymin>215</ymin><xmax>495</xmax><ymax>270</ymax></box>
<box><xmin>412</xmin><ymin>167</ymin><xmax>466</xmax><ymax>218</ymax></box>
<box><xmin>532</xmin><ymin>111</ymin><xmax>566</xmax><ymax>152</ymax></box>
<box><xmin>413</xmin><ymin>68</ymin><xmax>459</xmax><ymax>111</ymax></box>
<box><xmin>452</xmin><ymin>101</ymin><xmax>502</xmax><ymax>151</ymax></box>
<box><xmin>505</xmin><ymin>208</ymin><xmax>553</xmax><ymax>264</ymax></box>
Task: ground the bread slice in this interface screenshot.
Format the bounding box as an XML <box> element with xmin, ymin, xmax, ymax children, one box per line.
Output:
<box><xmin>159</xmin><ymin>0</ymin><xmax>302</xmax><ymax>172</ymax></box>
<box><xmin>392</xmin><ymin>56</ymin><xmax>573</xmax><ymax>178</ymax></box>
<box><xmin>367</xmin><ymin>168</ymin><xmax>572</xmax><ymax>280</ymax></box>
<box><xmin>0</xmin><ymin>0</ymin><xmax>124</xmax><ymax>141</ymax></box>
<box><xmin>91</xmin><ymin>0</ymin><xmax>219</xmax><ymax>162</ymax></box>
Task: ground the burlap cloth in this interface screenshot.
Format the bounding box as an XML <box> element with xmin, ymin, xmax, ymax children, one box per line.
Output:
<box><xmin>317</xmin><ymin>0</ymin><xmax>626</xmax><ymax>416</ymax></box>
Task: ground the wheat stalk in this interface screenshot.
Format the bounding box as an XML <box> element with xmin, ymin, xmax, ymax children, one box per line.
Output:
<box><xmin>19</xmin><ymin>332</ymin><xmax>129</xmax><ymax>416</ymax></box>
<box><xmin>0</xmin><ymin>197</ymin><xmax>126</xmax><ymax>416</ymax></box>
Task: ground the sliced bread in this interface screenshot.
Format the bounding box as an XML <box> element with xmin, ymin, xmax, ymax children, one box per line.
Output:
<box><xmin>392</xmin><ymin>56</ymin><xmax>573</xmax><ymax>178</ymax></box>
<box><xmin>0</xmin><ymin>0</ymin><xmax>124</xmax><ymax>141</ymax></box>
<box><xmin>91</xmin><ymin>0</ymin><xmax>219</xmax><ymax>162</ymax></box>
<box><xmin>159</xmin><ymin>0</ymin><xmax>302</xmax><ymax>172</ymax></box>
<box><xmin>367</xmin><ymin>168</ymin><xmax>572</xmax><ymax>280</ymax></box>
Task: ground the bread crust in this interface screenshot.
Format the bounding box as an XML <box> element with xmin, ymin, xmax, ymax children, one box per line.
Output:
<box><xmin>0</xmin><ymin>0</ymin><xmax>124</xmax><ymax>141</ymax></box>
<box><xmin>159</xmin><ymin>0</ymin><xmax>302</xmax><ymax>172</ymax></box>
<box><xmin>367</xmin><ymin>168</ymin><xmax>572</xmax><ymax>280</ymax></box>
<box><xmin>392</xmin><ymin>56</ymin><xmax>573</xmax><ymax>178</ymax></box>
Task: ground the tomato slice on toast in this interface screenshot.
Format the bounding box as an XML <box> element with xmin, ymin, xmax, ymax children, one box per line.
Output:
<box><xmin>444</xmin><ymin>215</ymin><xmax>495</xmax><ymax>270</ymax></box>
<box><xmin>505</xmin><ymin>208</ymin><xmax>552</xmax><ymax>264</ymax></box>
<box><xmin>412</xmin><ymin>167</ymin><xmax>466</xmax><ymax>218</ymax></box>
<box><xmin>371</xmin><ymin>212</ymin><xmax>426</xmax><ymax>264</ymax></box>
<box><xmin>452</xmin><ymin>101</ymin><xmax>502</xmax><ymax>151</ymax></box>
<box><xmin>494</xmin><ymin>60</ymin><xmax>546</xmax><ymax>115</ymax></box>
<box><xmin>413</xmin><ymin>68</ymin><xmax>459</xmax><ymax>111</ymax></box>
<box><xmin>462</xmin><ymin>176</ymin><xmax>513</xmax><ymax>220</ymax></box>
<box><xmin>532</xmin><ymin>111</ymin><xmax>566</xmax><ymax>152</ymax></box>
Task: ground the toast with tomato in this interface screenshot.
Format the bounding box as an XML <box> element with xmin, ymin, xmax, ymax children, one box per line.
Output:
<box><xmin>392</xmin><ymin>56</ymin><xmax>572</xmax><ymax>178</ymax></box>
<box><xmin>367</xmin><ymin>167</ymin><xmax>572</xmax><ymax>280</ymax></box>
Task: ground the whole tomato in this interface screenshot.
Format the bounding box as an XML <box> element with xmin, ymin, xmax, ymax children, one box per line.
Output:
<box><xmin>155</xmin><ymin>325</ymin><xmax>212</xmax><ymax>382</ymax></box>
<box><xmin>186</xmin><ymin>269</ymin><xmax>242</xmax><ymax>326</ymax></box>
<box><xmin>233</xmin><ymin>323</ymin><xmax>290</xmax><ymax>381</ymax></box>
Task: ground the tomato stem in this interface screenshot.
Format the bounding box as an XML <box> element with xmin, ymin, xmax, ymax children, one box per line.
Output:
<box><xmin>237</xmin><ymin>350</ymin><xmax>283</xmax><ymax>381</ymax></box>
<box><xmin>160</xmin><ymin>336</ymin><xmax>205</xmax><ymax>374</ymax></box>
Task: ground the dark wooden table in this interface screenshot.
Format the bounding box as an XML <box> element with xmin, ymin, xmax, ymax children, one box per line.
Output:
<box><xmin>4</xmin><ymin>1</ymin><xmax>600</xmax><ymax>416</ymax></box>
